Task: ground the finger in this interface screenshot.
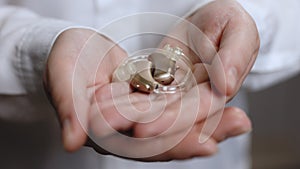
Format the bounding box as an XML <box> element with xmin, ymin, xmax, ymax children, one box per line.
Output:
<box><xmin>89</xmin><ymin>124</ymin><xmax>217</xmax><ymax>161</ymax></box>
<box><xmin>189</xmin><ymin>1</ymin><xmax>259</xmax><ymax>97</ymax></box>
<box><xmin>193</xmin><ymin>63</ymin><xmax>209</xmax><ymax>84</ymax></box>
<box><xmin>93</xmin><ymin>89</ymin><xmax>181</xmax><ymax>137</ymax></box>
<box><xmin>157</xmin><ymin>17</ymin><xmax>214</xmax><ymax>85</ymax></box>
<box><xmin>93</xmin><ymin>82</ymin><xmax>133</xmax><ymax>102</ymax></box>
<box><xmin>62</xmin><ymin>96</ymin><xmax>89</xmax><ymax>152</ymax></box>
<box><xmin>92</xmin><ymin>83</ymin><xmax>152</xmax><ymax>137</ymax></box>
<box><xmin>94</xmin><ymin>43</ymin><xmax>128</xmax><ymax>85</ymax></box>
<box><xmin>133</xmin><ymin>82</ymin><xmax>225</xmax><ymax>138</ymax></box>
<box><xmin>48</xmin><ymin>29</ymin><xmax>126</xmax><ymax>151</ymax></box>
<box><xmin>146</xmin><ymin>134</ymin><xmax>217</xmax><ymax>161</ymax></box>
<box><xmin>46</xmin><ymin>29</ymin><xmax>95</xmax><ymax>151</ymax></box>
<box><xmin>88</xmin><ymin>74</ymin><xmax>135</xmax><ymax>138</ymax></box>
<box><xmin>86</xmin><ymin>40</ymin><xmax>129</xmax><ymax>139</ymax></box>
<box><xmin>158</xmin><ymin>18</ymin><xmax>203</xmax><ymax>65</ymax></box>
<box><xmin>87</xmin><ymin>106</ymin><xmax>251</xmax><ymax>161</ymax></box>
<box><xmin>144</xmin><ymin>106</ymin><xmax>252</xmax><ymax>161</ymax></box>
<box><xmin>212</xmin><ymin>15</ymin><xmax>259</xmax><ymax>97</ymax></box>
<box><xmin>210</xmin><ymin>107</ymin><xmax>252</xmax><ymax>142</ymax></box>
<box><xmin>143</xmin><ymin>138</ymin><xmax>217</xmax><ymax>161</ymax></box>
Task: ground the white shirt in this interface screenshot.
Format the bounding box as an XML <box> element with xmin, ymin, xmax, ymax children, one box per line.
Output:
<box><xmin>0</xmin><ymin>0</ymin><xmax>299</xmax><ymax>169</ymax></box>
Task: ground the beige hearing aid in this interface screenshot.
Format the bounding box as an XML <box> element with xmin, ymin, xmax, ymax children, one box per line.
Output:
<box><xmin>113</xmin><ymin>45</ymin><xmax>193</xmax><ymax>94</ymax></box>
<box><xmin>129</xmin><ymin>60</ymin><xmax>159</xmax><ymax>93</ymax></box>
<box><xmin>148</xmin><ymin>52</ymin><xmax>177</xmax><ymax>85</ymax></box>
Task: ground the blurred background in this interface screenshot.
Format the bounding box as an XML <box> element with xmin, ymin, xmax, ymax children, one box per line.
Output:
<box><xmin>249</xmin><ymin>74</ymin><xmax>300</xmax><ymax>169</ymax></box>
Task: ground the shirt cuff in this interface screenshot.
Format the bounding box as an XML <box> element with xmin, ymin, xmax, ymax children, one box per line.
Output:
<box><xmin>16</xmin><ymin>19</ymin><xmax>78</xmax><ymax>94</ymax></box>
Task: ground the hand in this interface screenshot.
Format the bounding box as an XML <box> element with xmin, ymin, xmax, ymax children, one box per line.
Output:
<box><xmin>104</xmin><ymin>83</ymin><xmax>252</xmax><ymax>161</ymax></box>
<box><xmin>44</xmin><ymin>3</ymin><xmax>255</xmax><ymax>160</ymax></box>
<box><xmin>91</xmin><ymin>1</ymin><xmax>256</xmax><ymax>158</ymax></box>
<box><xmin>160</xmin><ymin>0</ymin><xmax>259</xmax><ymax>98</ymax></box>
<box><xmin>44</xmin><ymin>28</ymin><xmax>129</xmax><ymax>151</ymax></box>
<box><xmin>122</xmin><ymin>0</ymin><xmax>258</xmax><ymax>159</ymax></box>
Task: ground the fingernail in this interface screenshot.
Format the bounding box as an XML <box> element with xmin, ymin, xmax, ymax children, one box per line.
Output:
<box><xmin>226</xmin><ymin>124</ymin><xmax>252</xmax><ymax>139</ymax></box>
<box><xmin>198</xmin><ymin>138</ymin><xmax>218</xmax><ymax>155</ymax></box>
<box><xmin>198</xmin><ymin>133</ymin><xmax>210</xmax><ymax>144</ymax></box>
<box><xmin>238</xmin><ymin>125</ymin><xmax>252</xmax><ymax>134</ymax></box>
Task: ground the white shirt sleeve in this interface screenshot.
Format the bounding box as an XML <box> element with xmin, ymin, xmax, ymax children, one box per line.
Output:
<box><xmin>0</xmin><ymin>6</ymin><xmax>76</xmax><ymax>121</ymax></box>
<box><xmin>238</xmin><ymin>0</ymin><xmax>300</xmax><ymax>91</ymax></box>
<box><xmin>0</xmin><ymin>6</ymin><xmax>76</xmax><ymax>94</ymax></box>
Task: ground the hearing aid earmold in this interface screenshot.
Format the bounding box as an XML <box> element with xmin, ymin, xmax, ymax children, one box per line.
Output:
<box><xmin>113</xmin><ymin>45</ymin><xmax>193</xmax><ymax>94</ymax></box>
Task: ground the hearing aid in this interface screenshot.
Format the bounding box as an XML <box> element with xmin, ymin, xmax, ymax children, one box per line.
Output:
<box><xmin>113</xmin><ymin>45</ymin><xmax>193</xmax><ymax>94</ymax></box>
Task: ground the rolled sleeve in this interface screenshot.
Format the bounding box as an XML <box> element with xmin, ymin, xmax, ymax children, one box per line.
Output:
<box><xmin>16</xmin><ymin>19</ymin><xmax>76</xmax><ymax>94</ymax></box>
<box><xmin>0</xmin><ymin>6</ymin><xmax>76</xmax><ymax>94</ymax></box>
<box><xmin>0</xmin><ymin>6</ymin><xmax>77</xmax><ymax>121</ymax></box>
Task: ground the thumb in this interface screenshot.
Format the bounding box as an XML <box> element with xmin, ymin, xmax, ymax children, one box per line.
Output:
<box><xmin>45</xmin><ymin>29</ymin><xmax>95</xmax><ymax>151</ymax></box>
<box><xmin>46</xmin><ymin>57</ymin><xmax>89</xmax><ymax>152</ymax></box>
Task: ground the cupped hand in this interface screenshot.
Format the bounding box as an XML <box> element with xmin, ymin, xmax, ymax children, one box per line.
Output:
<box><xmin>125</xmin><ymin>0</ymin><xmax>258</xmax><ymax>159</ymax></box>
<box><xmin>44</xmin><ymin>28</ymin><xmax>128</xmax><ymax>151</ymax></box>
<box><xmin>159</xmin><ymin>0</ymin><xmax>260</xmax><ymax>98</ymax></box>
